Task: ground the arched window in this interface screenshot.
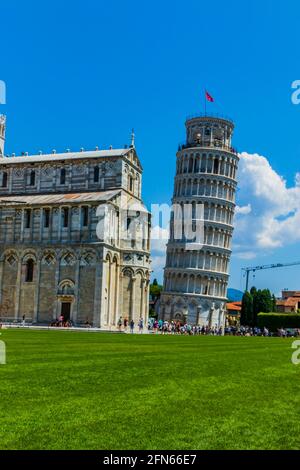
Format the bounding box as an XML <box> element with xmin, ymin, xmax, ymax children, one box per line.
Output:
<box><xmin>62</xmin><ymin>207</ymin><xmax>69</xmax><ymax>228</ymax></box>
<box><xmin>94</xmin><ymin>166</ymin><xmax>99</xmax><ymax>183</ymax></box>
<box><xmin>30</xmin><ymin>170</ymin><xmax>36</xmax><ymax>186</ymax></box>
<box><xmin>25</xmin><ymin>259</ymin><xmax>34</xmax><ymax>282</ymax></box>
<box><xmin>82</xmin><ymin>206</ymin><xmax>89</xmax><ymax>227</ymax></box>
<box><xmin>44</xmin><ymin>208</ymin><xmax>50</xmax><ymax>228</ymax></box>
<box><xmin>60</xmin><ymin>168</ymin><xmax>66</xmax><ymax>185</ymax></box>
<box><xmin>213</xmin><ymin>159</ymin><xmax>219</xmax><ymax>174</ymax></box>
<box><xmin>2</xmin><ymin>171</ymin><xmax>8</xmax><ymax>188</ymax></box>
<box><xmin>129</xmin><ymin>175</ymin><xmax>133</xmax><ymax>192</ymax></box>
<box><xmin>25</xmin><ymin>209</ymin><xmax>32</xmax><ymax>229</ymax></box>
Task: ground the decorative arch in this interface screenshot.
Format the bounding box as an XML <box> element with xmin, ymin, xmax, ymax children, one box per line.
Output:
<box><xmin>58</xmin><ymin>279</ymin><xmax>75</xmax><ymax>295</ymax></box>
<box><xmin>80</xmin><ymin>249</ymin><xmax>97</xmax><ymax>266</ymax></box>
<box><xmin>122</xmin><ymin>267</ymin><xmax>134</xmax><ymax>277</ymax></box>
<box><xmin>135</xmin><ymin>268</ymin><xmax>146</xmax><ymax>280</ymax></box>
<box><xmin>22</xmin><ymin>251</ymin><xmax>37</xmax><ymax>263</ymax></box>
<box><xmin>60</xmin><ymin>250</ymin><xmax>76</xmax><ymax>266</ymax></box>
<box><xmin>42</xmin><ymin>250</ymin><xmax>56</xmax><ymax>266</ymax></box>
<box><xmin>3</xmin><ymin>250</ymin><xmax>19</xmax><ymax>265</ymax></box>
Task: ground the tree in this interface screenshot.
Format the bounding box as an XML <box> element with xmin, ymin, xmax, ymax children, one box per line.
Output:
<box><xmin>241</xmin><ymin>287</ymin><xmax>274</xmax><ymax>326</ymax></box>
<box><xmin>150</xmin><ymin>279</ymin><xmax>163</xmax><ymax>300</ymax></box>
<box><xmin>250</xmin><ymin>286</ymin><xmax>257</xmax><ymax>297</ymax></box>
<box><xmin>252</xmin><ymin>288</ymin><xmax>273</xmax><ymax>326</ymax></box>
<box><xmin>272</xmin><ymin>294</ymin><xmax>277</xmax><ymax>312</ymax></box>
<box><xmin>241</xmin><ymin>291</ymin><xmax>253</xmax><ymax>326</ymax></box>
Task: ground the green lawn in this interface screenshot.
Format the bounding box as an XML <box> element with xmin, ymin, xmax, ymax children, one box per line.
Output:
<box><xmin>1</xmin><ymin>329</ymin><xmax>300</xmax><ymax>450</ymax></box>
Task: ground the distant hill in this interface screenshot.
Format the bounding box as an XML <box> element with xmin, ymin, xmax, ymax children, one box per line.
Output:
<box><xmin>227</xmin><ymin>288</ymin><xmax>244</xmax><ymax>302</ymax></box>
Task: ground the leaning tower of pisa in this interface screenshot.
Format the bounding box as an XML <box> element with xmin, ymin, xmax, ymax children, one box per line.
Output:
<box><xmin>159</xmin><ymin>114</ymin><xmax>239</xmax><ymax>328</ymax></box>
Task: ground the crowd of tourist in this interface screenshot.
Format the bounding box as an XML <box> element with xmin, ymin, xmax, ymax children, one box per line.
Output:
<box><xmin>118</xmin><ymin>318</ymin><xmax>300</xmax><ymax>337</ymax></box>
<box><xmin>148</xmin><ymin>319</ymin><xmax>223</xmax><ymax>335</ymax></box>
<box><xmin>49</xmin><ymin>315</ymin><xmax>74</xmax><ymax>328</ymax></box>
<box><xmin>2</xmin><ymin>313</ymin><xmax>298</xmax><ymax>338</ymax></box>
<box><xmin>226</xmin><ymin>326</ymin><xmax>300</xmax><ymax>337</ymax></box>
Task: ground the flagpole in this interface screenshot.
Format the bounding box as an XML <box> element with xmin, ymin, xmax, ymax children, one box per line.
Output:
<box><xmin>204</xmin><ymin>89</ymin><xmax>206</xmax><ymax>115</ymax></box>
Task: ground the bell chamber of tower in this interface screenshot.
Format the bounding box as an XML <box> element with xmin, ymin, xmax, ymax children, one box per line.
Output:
<box><xmin>159</xmin><ymin>114</ymin><xmax>239</xmax><ymax>329</ymax></box>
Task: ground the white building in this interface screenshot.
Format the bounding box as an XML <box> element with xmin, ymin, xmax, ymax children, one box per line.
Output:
<box><xmin>0</xmin><ymin>117</ymin><xmax>151</xmax><ymax>328</ymax></box>
<box><xmin>159</xmin><ymin>114</ymin><xmax>239</xmax><ymax>328</ymax></box>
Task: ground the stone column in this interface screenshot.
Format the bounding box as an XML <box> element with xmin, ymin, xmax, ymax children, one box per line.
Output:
<box><xmin>100</xmin><ymin>257</ymin><xmax>108</xmax><ymax>327</ymax></box>
<box><xmin>54</xmin><ymin>256</ymin><xmax>60</xmax><ymax>320</ymax></box>
<box><xmin>144</xmin><ymin>279</ymin><xmax>150</xmax><ymax>326</ymax></box>
<box><xmin>205</xmin><ymin>155</ymin><xmax>208</xmax><ymax>173</ymax></box>
<box><xmin>67</xmin><ymin>205</ymin><xmax>72</xmax><ymax>241</ymax></box>
<box><xmin>118</xmin><ymin>271</ymin><xmax>124</xmax><ymax>323</ymax></box>
<box><xmin>9</xmin><ymin>168</ymin><xmax>13</xmax><ymax>192</ymax></box>
<box><xmin>113</xmin><ymin>263</ymin><xmax>120</xmax><ymax>326</ymax></box>
<box><xmin>220</xmin><ymin>308</ymin><xmax>226</xmax><ymax>335</ymax></box>
<box><xmin>93</xmin><ymin>261</ymin><xmax>102</xmax><ymax>328</ymax></box>
<box><xmin>73</xmin><ymin>257</ymin><xmax>80</xmax><ymax>325</ymax></box>
<box><xmin>20</xmin><ymin>209</ymin><xmax>25</xmax><ymax>243</ymax></box>
<box><xmin>107</xmin><ymin>260</ymin><xmax>112</xmax><ymax>326</ymax></box>
<box><xmin>199</xmin><ymin>154</ymin><xmax>202</xmax><ymax>172</ymax></box>
<box><xmin>196</xmin><ymin>306</ymin><xmax>201</xmax><ymax>325</ymax></box>
<box><xmin>141</xmin><ymin>278</ymin><xmax>145</xmax><ymax>322</ymax></box>
<box><xmin>30</xmin><ymin>210</ymin><xmax>35</xmax><ymax>243</ymax></box>
<box><xmin>68</xmin><ymin>165</ymin><xmax>72</xmax><ymax>191</ymax></box>
<box><xmin>58</xmin><ymin>208</ymin><xmax>62</xmax><ymax>242</ymax></box>
<box><xmin>33</xmin><ymin>256</ymin><xmax>41</xmax><ymax>323</ymax></box>
<box><xmin>52</xmin><ymin>166</ymin><xmax>57</xmax><ymax>191</ymax></box>
<box><xmin>130</xmin><ymin>277</ymin><xmax>136</xmax><ymax>322</ymax></box>
<box><xmin>85</xmin><ymin>164</ymin><xmax>89</xmax><ymax>190</ymax></box>
<box><xmin>14</xmin><ymin>258</ymin><xmax>22</xmax><ymax>321</ymax></box>
<box><xmin>186</xmin><ymin>275</ymin><xmax>190</xmax><ymax>293</ymax></box>
<box><xmin>39</xmin><ymin>208</ymin><xmax>44</xmax><ymax>242</ymax></box>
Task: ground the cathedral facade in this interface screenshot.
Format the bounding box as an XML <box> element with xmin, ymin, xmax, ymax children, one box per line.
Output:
<box><xmin>0</xmin><ymin>117</ymin><xmax>151</xmax><ymax>328</ymax></box>
<box><xmin>159</xmin><ymin>114</ymin><xmax>239</xmax><ymax>328</ymax></box>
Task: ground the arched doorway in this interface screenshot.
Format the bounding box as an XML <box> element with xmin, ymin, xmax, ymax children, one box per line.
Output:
<box><xmin>61</xmin><ymin>301</ymin><xmax>71</xmax><ymax>321</ymax></box>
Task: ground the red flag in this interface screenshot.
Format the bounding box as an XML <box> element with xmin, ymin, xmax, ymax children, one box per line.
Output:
<box><xmin>205</xmin><ymin>91</ymin><xmax>214</xmax><ymax>102</ymax></box>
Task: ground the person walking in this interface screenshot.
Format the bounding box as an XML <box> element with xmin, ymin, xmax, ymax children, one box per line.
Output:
<box><xmin>130</xmin><ymin>319</ymin><xmax>135</xmax><ymax>334</ymax></box>
<box><xmin>117</xmin><ymin>316</ymin><xmax>123</xmax><ymax>332</ymax></box>
<box><xmin>22</xmin><ymin>314</ymin><xmax>26</xmax><ymax>327</ymax></box>
<box><xmin>138</xmin><ymin>317</ymin><xmax>144</xmax><ymax>334</ymax></box>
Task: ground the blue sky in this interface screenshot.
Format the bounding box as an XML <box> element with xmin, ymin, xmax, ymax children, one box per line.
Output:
<box><xmin>1</xmin><ymin>0</ymin><xmax>300</xmax><ymax>294</ymax></box>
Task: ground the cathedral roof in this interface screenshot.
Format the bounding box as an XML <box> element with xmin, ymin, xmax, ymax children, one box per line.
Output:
<box><xmin>0</xmin><ymin>149</ymin><xmax>130</xmax><ymax>165</ymax></box>
<box><xmin>0</xmin><ymin>190</ymin><xmax>120</xmax><ymax>205</ymax></box>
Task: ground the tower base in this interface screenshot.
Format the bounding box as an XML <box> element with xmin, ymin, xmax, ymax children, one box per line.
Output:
<box><xmin>158</xmin><ymin>293</ymin><xmax>226</xmax><ymax>328</ymax></box>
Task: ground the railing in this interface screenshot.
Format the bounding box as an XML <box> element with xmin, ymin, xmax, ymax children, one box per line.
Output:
<box><xmin>186</xmin><ymin>113</ymin><xmax>234</xmax><ymax>125</ymax></box>
<box><xmin>178</xmin><ymin>142</ymin><xmax>238</xmax><ymax>155</ymax></box>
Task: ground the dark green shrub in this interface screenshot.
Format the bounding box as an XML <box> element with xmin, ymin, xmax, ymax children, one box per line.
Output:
<box><xmin>257</xmin><ymin>313</ymin><xmax>300</xmax><ymax>331</ymax></box>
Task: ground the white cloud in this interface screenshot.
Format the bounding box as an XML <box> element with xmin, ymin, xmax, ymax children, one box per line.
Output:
<box><xmin>235</xmin><ymin>204</ymin><xmax>252</xmax><ymax>215</ymax></box>
<box><xmin>234</xmin><ymin>151</ymin><xmax>300</xmax><ymax>256</ymax></box>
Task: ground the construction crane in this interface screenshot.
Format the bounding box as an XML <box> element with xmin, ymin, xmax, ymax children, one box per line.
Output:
<box><xmin>242</xmin><ymin>261</ymin><xmax>300</xmax><ymax>292</ymax></box>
